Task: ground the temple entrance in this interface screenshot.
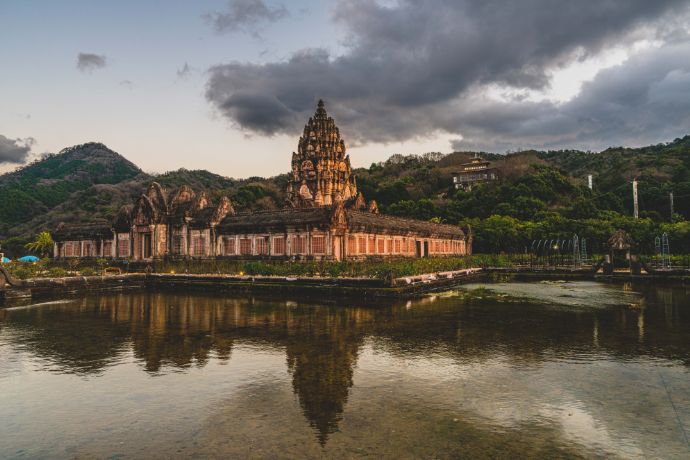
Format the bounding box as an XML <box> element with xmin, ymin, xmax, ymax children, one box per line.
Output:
<box><xmin>141</xmin><ymin>233</ymin><xmax>152</xmax><ymax>259</ymax></box>
<box><xmin>144</xmin><ymin>234</ymin><xmax>152</xmax><ymax>259</ymax></box>
<box><xmin>333</xmin><ymin>236</ymin><xmax>342</xmax><ymax>261</ymax></box>
<box><xmin>423</xmin><ymin>241</ymin><xmax>429</xmax><ymax>257</ymax></box>
<box><xmin>415</xmin><ymin>241</ymin><xmax>422</xmax><ymax>257</ymax></box>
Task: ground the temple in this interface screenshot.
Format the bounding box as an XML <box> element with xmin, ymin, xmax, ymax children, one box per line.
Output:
<box><xmin>452</xmin><ymin>155</ymin><xmax>499</xmax><ymax>191</ymax></box>
<box><xmin>53</xmin><ymin>100</ymin><xmax>472</xmax><ymax>260</ymax></box>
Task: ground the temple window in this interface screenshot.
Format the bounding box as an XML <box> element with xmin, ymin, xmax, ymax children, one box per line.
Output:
<box><xmin>394</xmin><ymin>239</ymin><xmax>401</xmax><ymax>254</ymax></box>
<box><xmin>377</xmin><ymin>238</ymin><xmax>384</xmax><ymax>254</ymax></box>
<box><xmin>224</xmin><ymin>238</ymin><xmax>236</xmax><ymax>255</ymax></box>
<box><xmin>256</xmin><ymin>237</ymin><xmax>269</xmax><ymax>255</ymax></box>
<box><xmin>348</xmin><ymin>236</ymin><xmax>357</xmax><ymax>254</ymax></box>
<box><xmin>293</xmin><ymin>235</ymin><xmax>306</xmax><ymax>254</ymax></box>
<box><xmin>273</xmin><ymin>236</ymin><xmax>285</xmax><ymax>255</ymax></box>
<box><xmin>117</xmin><ymin>236</ymin><xmax>130</xmax><ymax>258</ymax></box>
<box><xmin>312</xmin><ymin>236</ymin><xmax>325</xmax><ymax>254</ymax></box>
<box><xmin>172</xmin><ymin>234</ymin><xmax>184</xmax><ymax>255</ymax></box>
<box><xmin>103</xmin><ymin>242</ymin><xmax>113</xmax><ymax>257</ymax></box>
<box><xmin>192</xmin><ymin>233</ymin><xmax>206</xmax><ymax>256</ymax></box>
<box><xmin>368</xmin><ymin>236</ymin><xmax>375</xmax><ymax>254</ymax></box>
<box><xmin>358</xmin><ymin>237</ymin><xmax>366</xmax><ymax>254</ymax></box>
<box><xmin>240</xmin><ymin>238</ymin><xmax>252</xmax><ymax>255</ymax></box>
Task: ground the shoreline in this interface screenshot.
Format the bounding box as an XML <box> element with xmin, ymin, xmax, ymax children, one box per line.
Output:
<box><xmin>0</xmin><ymin>269</ymin><xmax>484</xmax><ymax>304</ymax></box>
<box><xmin>2</xmin><ymin>268</ymin><xmax>688</xmax><ymax>306</ymax></box>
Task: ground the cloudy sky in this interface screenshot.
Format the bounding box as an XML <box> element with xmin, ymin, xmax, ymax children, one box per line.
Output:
<box><xmin>2</xmin><ymin>0</ymin><xmax>690</xmax><ymax>177</ymax></box>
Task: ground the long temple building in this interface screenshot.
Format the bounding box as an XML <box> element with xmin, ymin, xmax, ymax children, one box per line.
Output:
<box><xmin>53</xmin><ymin>100</ymin><xmax>472</xmax><ymax>261</ymax></box>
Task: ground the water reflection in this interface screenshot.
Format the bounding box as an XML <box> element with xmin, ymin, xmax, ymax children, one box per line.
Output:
<box><xmin>1</xmin><ymin>282</ymin><xmax>690</xmax><ymax>458</ymax></box>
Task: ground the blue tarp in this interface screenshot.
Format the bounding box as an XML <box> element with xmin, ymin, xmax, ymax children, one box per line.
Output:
<box><xmin>17</xmin><ymin>255</ymin><xmax>40</xmax><ymax>262</ymax></box>
<box><xmin>1</xmin><ymin>257</ymin><xmax>10</xmax><ymax>263</ymax></box>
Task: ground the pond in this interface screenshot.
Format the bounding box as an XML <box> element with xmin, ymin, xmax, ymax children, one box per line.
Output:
<box><xmin>1</xmin><ymin>281</ymin><xmax>689</xmax><ymax>459</ymax></box>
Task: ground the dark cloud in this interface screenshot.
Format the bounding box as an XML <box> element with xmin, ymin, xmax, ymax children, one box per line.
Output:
<box><xmin>77</xmin><ymin>53</ymin><xmax>107</xmax><ymax>72</ymax></box>
<box><xmin>450</xmin><ymin>42</ymin><xmax>690</xmax><ymax>152</ymax></box>
<box><xmin>0</xmin><ymin>135</ymin><xmax>34</xmax><ymax>164</ymax></box>
<box><xmin>205</xmin><ymin>0</ymin><xmax>690</xmax><ymax>151</ymax></box>
<box><xmin>205</xmin><ymin>0</ymin><xmax>288</xmax><ymax>35</ymax></box>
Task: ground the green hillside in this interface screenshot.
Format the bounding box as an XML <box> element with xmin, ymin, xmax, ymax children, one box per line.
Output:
<box><xmin>0</xmin><ymin>143</ymin><xmax>144</xmax><ymax>237</ymax></box>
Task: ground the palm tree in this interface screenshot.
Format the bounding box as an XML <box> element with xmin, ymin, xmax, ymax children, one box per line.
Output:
<box><xmin>25</xmin><ymin>231</ymin><xmax>54</xmax><ymax>258</ymax></box>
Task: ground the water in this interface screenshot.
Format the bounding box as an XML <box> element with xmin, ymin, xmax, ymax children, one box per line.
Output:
<box><xmin>1</xmin><ymin>281</ymin><xmax>689</xmax><ymax>459</ymax></box>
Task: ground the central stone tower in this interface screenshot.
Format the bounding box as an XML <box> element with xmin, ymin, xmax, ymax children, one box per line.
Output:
<box><xmin>286</xmin><ymin>100</ymin><xmax>357</xmax><ymax>208</ymax></box>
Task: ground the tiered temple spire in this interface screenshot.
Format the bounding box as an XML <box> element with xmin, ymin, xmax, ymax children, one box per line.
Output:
<box><xmin>286</xmin><ymin>100</ymin><xmax>358</xmax><ymax>208</ymax></box>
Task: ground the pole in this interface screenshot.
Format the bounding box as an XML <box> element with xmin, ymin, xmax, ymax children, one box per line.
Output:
<box><xmin>670</xmin><ymin>191</ymin><xmax>674</xmax><ymax>222</ymax></box>
<box><xmin>633</xmin><ymin>179</ymin><xmax>639</xmax><ymax>219</ymax></box>
<box><xmin>587</xmin><ymin>175</ymin><xmax>593</xmax><ymax>190</ymax></box>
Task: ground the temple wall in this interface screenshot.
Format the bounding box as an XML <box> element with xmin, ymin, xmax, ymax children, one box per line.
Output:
<box><xmin>54</xmin><ymin>238</ymin><xmax>116</xmax><ymax>258</ymax></box>
<box><xmin>54</xmin><ymin>228</ymin><xmax>469</xmax><ymax>261</ymax></box>
<box><xmin>342</xmin><ymin>233</ymin><xmax>468</xmax><ymax>259</ymax></box>
<box><xmin>216</xmin><ymin>229</ymin><xmax>334</xmax><ymax>259</ymax></box>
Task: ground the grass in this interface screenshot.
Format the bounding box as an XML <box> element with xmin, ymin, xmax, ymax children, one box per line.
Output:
<box><xmin>1</xmin><ymin>255</ymin><xmax>512</xmax><ymax>281</ymax></box>
<box><xmin>9</xmin><ymin>252</ymin><xmax>667</xmax><ymax>281</ymax></box>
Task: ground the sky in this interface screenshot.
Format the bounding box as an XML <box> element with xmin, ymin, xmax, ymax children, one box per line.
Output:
<box><xmin>1</xmin><ymin>0</ymin><xmax>690</xmax><ymax>178</ymax></box>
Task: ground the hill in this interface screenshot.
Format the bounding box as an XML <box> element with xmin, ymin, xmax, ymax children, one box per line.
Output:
<box><xmin>0</xmin><ymin>143</ymin><xmax>145</xmax><ymax>238</ymax></box>
<box><xmin>354</xmin><ymin>136</ymin><xmax>690</xmax><ymax>221</ymax></box>
<box><xmin>0</xmin><ymin>143</ymin><xmax>287</xmax><ymax>244</ymax></box>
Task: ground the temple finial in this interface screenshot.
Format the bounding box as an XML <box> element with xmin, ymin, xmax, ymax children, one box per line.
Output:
<box><xmin>317</xmin><ymin>99</ymin><xmax>325</xmax><ymax>108</ymax></box>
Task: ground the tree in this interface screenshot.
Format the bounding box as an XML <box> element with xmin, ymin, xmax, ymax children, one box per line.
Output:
<box><xmin>1</xmin><ymin>236</ymin><xmax>30</xmax><ymax>259</ymax></box>
<box><xmin>25</xmin><ymin>231</ymin><xmax>54</xmax><ymax>258</ymax></box>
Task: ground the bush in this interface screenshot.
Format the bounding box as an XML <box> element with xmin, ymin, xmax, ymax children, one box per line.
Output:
<box><xmin>48</xmin><ymin>267</ymin><xmax>67</xmax><ymax>277</ymax></box>
<box><xmin>10</xmin><ymin>266</ymin><xmax>37</xmax><ymax>280</ymax></box>
<box><xmin>79</xmin><ymin>267</ymin><xmax>100</xmax><ymax>276</ymax></box>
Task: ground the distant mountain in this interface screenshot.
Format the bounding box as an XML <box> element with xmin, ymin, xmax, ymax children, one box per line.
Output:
<box><xmin>0</xmin><ymin>143</ymin><xmax>286</xmax><ymax>240</ymax></box>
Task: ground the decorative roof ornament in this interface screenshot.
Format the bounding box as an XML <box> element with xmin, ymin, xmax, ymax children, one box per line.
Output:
<box><xmin>608</xmin><ymin>229</ymin><xmax>635</xmax><ymax>250</ymax></box>
<box><xmin>353</xmin><ymin>192</ymin><xmax>367</xmax><ymax>210</ymax></box>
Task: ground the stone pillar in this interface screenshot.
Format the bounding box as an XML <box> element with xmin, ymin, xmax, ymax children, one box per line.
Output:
<box><xmin>603</xmin><ymin>254</ymin><xmax>613</xmax><ymax>275</ymax></box>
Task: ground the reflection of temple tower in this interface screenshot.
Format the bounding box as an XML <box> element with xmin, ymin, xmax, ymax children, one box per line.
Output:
<box><xmin>286</xmin><ymin>100</ymin><xmax>358</xmax><ymax>208</ymax></box>
<box><xmin>285</xmin><ymin>310</ymin><xmax>364</xmax><ymax>446</ymax></box>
